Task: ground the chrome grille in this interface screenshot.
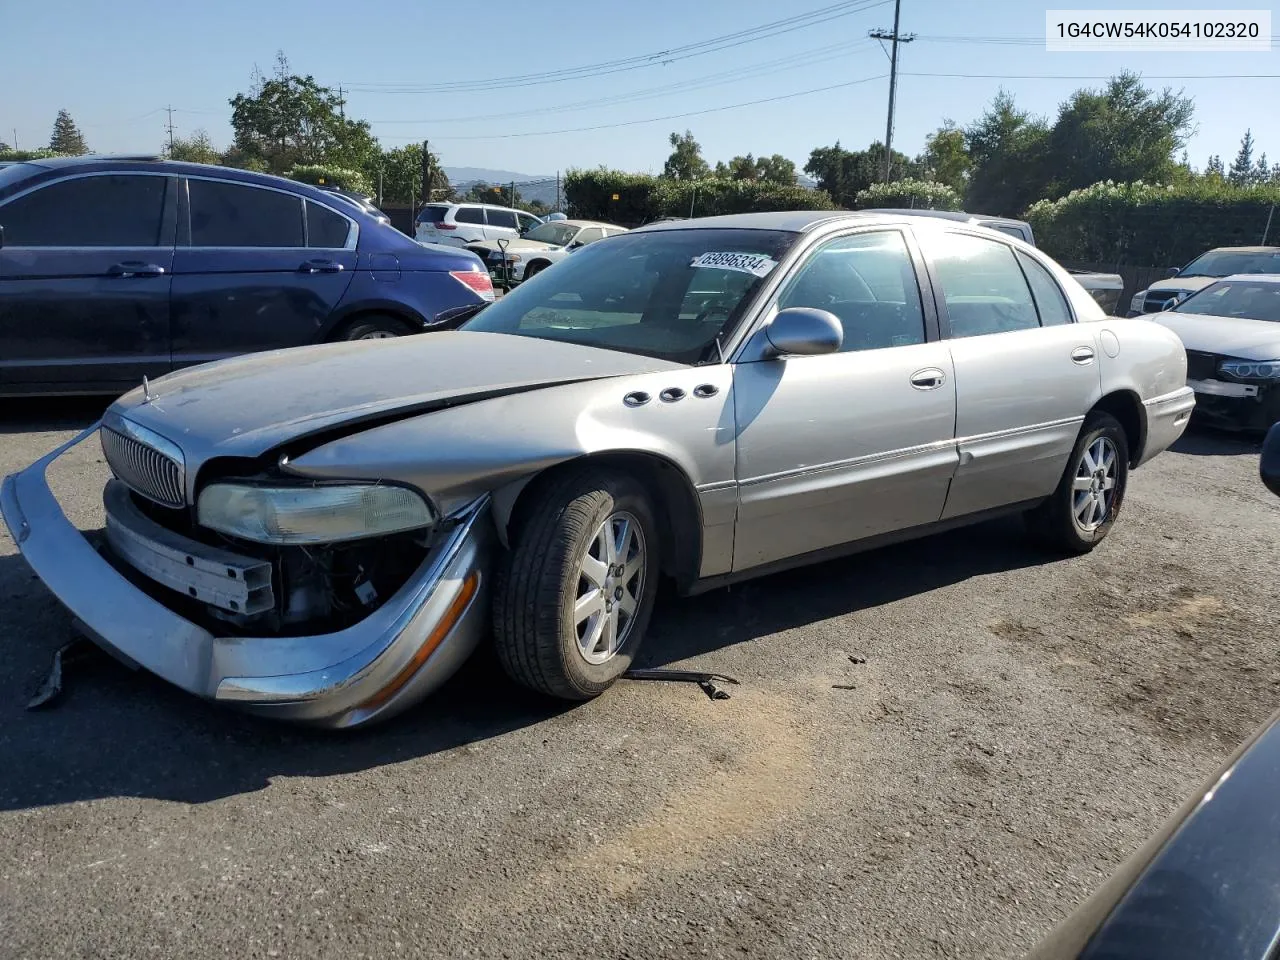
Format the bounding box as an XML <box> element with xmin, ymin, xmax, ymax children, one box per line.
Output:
<box><xmin>100</xmin><ymin>425</ymin><xmax>186</xmax><ymax>508</ymax></box>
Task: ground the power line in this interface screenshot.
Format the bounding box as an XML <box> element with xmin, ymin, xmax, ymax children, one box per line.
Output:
<box><xmin>380</xmin><ymin>74</ymin><xmax>888</xmax><ymax>142</ymax></box>
<box><xmin>365</xmin><ymin>39</ymin><xmax>875</xmax><ymax>126</ymax></box>
<box><xmin>344</xmin><ymin>0</ymin><xmax>890</xmax><ymax>95</ymax></box>
<box><xmin>904</xmin><ymin>71</ymin><xmax>1280</xmax><ymax>80</ymax></box>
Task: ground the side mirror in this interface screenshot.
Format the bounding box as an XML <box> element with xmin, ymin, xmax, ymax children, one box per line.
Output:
<box><xmin>1161</xmin><ymin>297</ymin><xmax>1179</xmax><ymax>311</ymax></box>
<box><xmin>566</xmin><ymin>240</ymin><xmax>583</xmax><ymax>251</ymax></box>
<box><xmin>763</xmin><ymin>307</ymin><xmax>843</xmax><ymax>358</ymax></box>
<box><xmin>1167</xmin><ymin>267</ymin><xmax>1180</xmax><ymax>278</ymax></box>
<box><xmin>1262</xmin><ymin>422</ymin><xmax>1280</xmax><ymax>497</ymax></box>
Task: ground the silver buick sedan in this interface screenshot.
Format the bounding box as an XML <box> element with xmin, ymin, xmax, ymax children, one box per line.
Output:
<box><xmin>2</xmin><ymin>212</ymin><xmax>1195</xmax><ymax>728</ymax></box>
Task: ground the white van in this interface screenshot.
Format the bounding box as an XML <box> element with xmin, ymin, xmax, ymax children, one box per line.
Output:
<box><xmin>415</xmin><ymin>202</ymin><xmax>543</xmax><ymax>247</ymax></box>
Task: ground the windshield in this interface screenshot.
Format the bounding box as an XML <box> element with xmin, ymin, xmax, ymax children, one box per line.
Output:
<box><xmin>1179</xmin><ymin>249</ymin><xmax>1280</xmax><ymax>278</ymax></box>
<box><xmin>523</xmin><ymin>221</ymin><xmax>583</xmax><ymax>245</ymax></box>
<box><xmin>461</xmin><ymin>227</ymin><xmax>799</xmax><ymax>363</ymax></box>
<box><xmin>1174</xmin><ymin>279</ymin><xmax>1280</xmax><ymax>322</ymax></box>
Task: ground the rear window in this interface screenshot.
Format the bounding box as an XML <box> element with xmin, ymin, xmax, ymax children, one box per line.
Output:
<box><xmin>417</xmin><ymin>205</ymin><xmax>450</xmax><ymax>223</ymax></box>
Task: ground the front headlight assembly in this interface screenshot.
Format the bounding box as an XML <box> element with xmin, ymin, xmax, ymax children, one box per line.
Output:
<box><xmin>1219</xmin><ymin>359</ymin><xmax>1280</xmax><ymax>381</ymax></box>
<box><xmin>197</xmin><ymin>483</ymin><xmax>435</xmax><ymax>545</ymax></box>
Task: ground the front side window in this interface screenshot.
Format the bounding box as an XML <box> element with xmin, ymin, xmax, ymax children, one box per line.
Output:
<box><xmin>486</xmin><ymin>208</ymin><xmax>519</xmax><ymax>229</ymax></box>
<box><xmin>921</xmin><ymin>231</ymin><xmax>1040</xmax><ymax>338</ymax></box>
<box><xmin>189</xmin><ymin>180</ymin><xmax>304</xmax><ymax>247</ymax></box>
<box><xmin>523</xmin><ymin>221</ymin><xmax>580</xmax><ymax>246</ymax></box>
<box><xmin>518</xmin><ymin>212</ymin><xmax>541</xmax><ymax>232</ymax></box>
<box><xmin>462</xmin><ymin>228</ymin><xmax>799</xmax><ymax>363</ymax></box>
<box><xmin>0</xmin><ymin>174</ymin><xmax>167</xmax><ymax>247</ymax></box>
<box><xmin>1174</xmin><ymin>279</ymin><xmax>1280</xmax><ymax>322</ymax></box>
<box><xmin>1017</xmin><ymin>251</ymin><xmax>1073</xmax><ymax>326</ymax></box>
<box><xmin>777</xmin><ymin>230</ymin><xmax>926</xmax><ymax>352</ymax></box>
<box><xmin>454</xmin><ymin>207</ymin><xmax>485</xmax><ymax>225</ymax></box>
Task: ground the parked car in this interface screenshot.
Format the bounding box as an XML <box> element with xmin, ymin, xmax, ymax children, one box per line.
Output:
<box><xmin>467</xmin><ymin>218</ymin><xmax>628</xmax><ymax>283</ymax></box>
<box><xmin>866</xmin><ymin>208</ymin><xmax>1126</xmax><ymax>314</ymax></box>
<box><xmin>414</xmin><ymin>202</ymin><xmax>543</xmax><ymax>247</ymax></box>
<box><xmin>1152</xmin><ymin>273</ymin><xmax>1280</xmax><ymax>431</ymax></box>
<box><xmin>1128</xmin><ymin>245</ymin><xmax>1280</xmax><ymax>315</ymax></box>
<box><xmin>1</xmin><ymin>211</ymin><xmax>1193</xmax><ymax>728</ymax></box>
<box><xmin>0</xmin><ymin>155</ymin><xmax>494</xmax><ymax>397</ymax></box>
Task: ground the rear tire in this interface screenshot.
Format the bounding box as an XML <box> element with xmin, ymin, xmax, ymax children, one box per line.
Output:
<box><xmin>337</xmin><ymin>314</ymin><xmax>414</xmax><ymax>341</ymax></box>
<box><xmin>1025</xmin><ymin>411</ymin><xmax>1129</xmax><ymax>553</ymax></box>
<box><xmin>493</xmin><ymin>468</ymin><xmax>660</xmax><ymax>700</ymax></box>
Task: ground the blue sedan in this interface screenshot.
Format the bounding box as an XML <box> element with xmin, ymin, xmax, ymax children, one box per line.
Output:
<box><xmin>0</xmin><ymin>155</ymin><xmax>494</xmax><ymax>396</ymax></box>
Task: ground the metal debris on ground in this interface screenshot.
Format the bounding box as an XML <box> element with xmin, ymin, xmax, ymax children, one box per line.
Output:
<box><xmin>27</xmin><ymin>638</ymin><xmax>102</xmax><ymax>710</ymax></box>
<box><xmin>848</xmin><ymin>655</ymin><xmax>867</xmax><ymax>664</ymax></box>
<box><xmin>623</xmin><ymin>667</ymin><xmax>740</xmax><ymax>701</ymax></box>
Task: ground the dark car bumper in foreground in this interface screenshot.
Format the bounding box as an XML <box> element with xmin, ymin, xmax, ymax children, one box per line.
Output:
<box><xmin>1</xmin><ymin>425</ymin><xmax>494</xmax><ymax>729</ymax></box>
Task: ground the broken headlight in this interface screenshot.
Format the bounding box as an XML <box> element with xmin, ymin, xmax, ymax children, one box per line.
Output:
<box><xmin>197</xmin><ymin>482</ymin><xmax>435</xmax><ymax>545</ymax></box>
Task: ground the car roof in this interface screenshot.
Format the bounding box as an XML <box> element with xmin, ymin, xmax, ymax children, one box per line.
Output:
<box><xmin>1201</xmin><ymin>246</ymin><xmax>1280</xmax><ymax>254</ymax></box>
<box><xmin>865</xmin><ymin>208</ymin><xmax>1031</xmax><ymax>228</ymax></box>
<box><xmin>629</xmin><ymin>210</ymin><xmax>995</xmax><ymax>234</ymax></box>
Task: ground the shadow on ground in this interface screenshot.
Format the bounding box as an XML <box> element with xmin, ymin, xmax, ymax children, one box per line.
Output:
<box><xmin>0</xmin><ymin>397</ymin><xmax>109</xmax><ymax>435</ymax></box>
<box><xmin>1171</xmin><ymin>423</ymin><xmax>1264</xmax><ymax>457</ymax></box>
<box><xmin>0</xmin><ymin>514</ymin><xmax>1050</xmax><ymax>812</ymax></box>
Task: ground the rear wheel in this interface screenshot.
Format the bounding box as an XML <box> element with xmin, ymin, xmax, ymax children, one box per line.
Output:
<box><xmin>1025</xmin><ymin>411</ymin><xmax>1129</xmax><ymax>553</ymax></box>
<box><xmin>493</xmin><ymin>468</ymin><xmax>660</xmax><ymax>700</ymax></box>
<box><xmin>337</xmin><ymin>314</ymin><xmax>413</xmax><ymax>341</ymax></box>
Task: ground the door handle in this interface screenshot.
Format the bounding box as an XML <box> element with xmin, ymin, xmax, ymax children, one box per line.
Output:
<box><xmin>108</xmin><ymin>261</ymin><xmax>166</xmax><ymax>278</ymax></box>
<box><xmin>1071</xmin><ymin>345</ymin><xmax>1096</xmax><ymax>365</ymax></box>
<box><xmin>909</xmin><ymin>367</ymin><xmax>947</xmax><ymax>390</ymax></box>
<box><xmin>299</xmin><ymin>259</ymin><xmax>345</xmax><ymax>274</ymax></box>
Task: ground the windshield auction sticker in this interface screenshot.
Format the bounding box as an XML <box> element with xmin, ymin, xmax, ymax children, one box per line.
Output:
<box><xmin>690</xmin><ymin>252</ymin><xmax>778</xmax><ymax>277</ymax></box>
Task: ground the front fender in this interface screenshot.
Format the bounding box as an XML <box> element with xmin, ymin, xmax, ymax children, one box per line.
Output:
<box><xmin>281</xmin><ymin>365</ymin><xmax>739</xmax><ymax>516</ymax></box>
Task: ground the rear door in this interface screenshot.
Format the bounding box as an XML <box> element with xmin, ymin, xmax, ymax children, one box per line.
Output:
<box><xmin>451</xmin><ymin>206</ymin><xmax>487</xmax><ymax>244</ymax></box>
<box><xmin>484</xmin><ymin>207</ymin><xmax>521</xmax><ymax>243</ymax></box>
<box><xmin>0</xmin><ymin>172</ymin><xmax>175</xmax><ymax>393</ymax></box>
<box><xmin>915</xmin><ymin>228</ymin><xmax>1101</xmax><ymax>519</ymax></box>
<box><xmin>170</xmin><ymin>178</ymin><xmax>357</xmax><ymax>368</ymax></box>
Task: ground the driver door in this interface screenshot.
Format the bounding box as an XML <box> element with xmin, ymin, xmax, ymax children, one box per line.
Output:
<box><xmin>730</xmin><ymin>228</ymin><xmax>958</xmax><ymax>572</ymax></box>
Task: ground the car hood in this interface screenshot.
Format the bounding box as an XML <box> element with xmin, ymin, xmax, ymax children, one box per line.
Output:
<box><xmin>1154</xmin><ymin>312</ymin><xmax>1280</xmax><ymax>360</ymax></box>
<box><xmin>1145</xmin><ymin>276</ymin><xmax>1218</xmax><ymax>298</ymax></box>
<box><xmin>469</xmin><ymin>238</ymin><xmax>562</xmax><ymax>254</ymax></box>
<box><xmin>109</xmin><ymin>332</ymin><xmax>684</xmax><ymax>466</ymax></box>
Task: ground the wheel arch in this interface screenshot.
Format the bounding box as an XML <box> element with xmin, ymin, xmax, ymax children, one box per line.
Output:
<box><xmin>494</xmin><ymin>451</ymin><xmax>704</xmax><ymax>591</ymax></box>
<box><xmin>1092</xmin><ymin>389</ymin><xmax>1147</xmax><ymax>466</ymax></box>
<box><xmin>320</xmin><ymin>301</ymin><xmax>427</xmax><ymax>341</ymax></box>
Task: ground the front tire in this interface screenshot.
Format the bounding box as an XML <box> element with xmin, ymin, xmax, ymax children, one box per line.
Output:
<box><xmin>1025</xmin><ymin>411</ymin><xmax>1129</xmax><ymax>553</ymax></box>
<box><xmin>493</xmin><ymin>468</ymin><xmax>660</xmax><ymax>700</ymax></box>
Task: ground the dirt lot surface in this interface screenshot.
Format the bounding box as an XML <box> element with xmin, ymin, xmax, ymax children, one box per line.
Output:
<box><xmin>2</xmin><ymin>399</ymin><xmax>1277</xmax><ymax>960</ymax></box>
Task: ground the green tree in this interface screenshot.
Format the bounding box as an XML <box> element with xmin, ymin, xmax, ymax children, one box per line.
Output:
<box><xmin>168</xmin><ymin>129</ymin><xmax>221</xmax><ymax>164</ymax></box>
<box><xmin>1255</xmin><ymin>153</ymin><xmax>1271</xmax><ymax>185</ymax></box>
<box><xmin>1229</xmin><ymin>129</ymin><xmax>1256</xmax><ymax>185</ymax></box>
<box><xmin>1205</xmin><ymin>154</ymin><xmax>1225</xmax><ymax>180</ymax></box>
<box><xmin>466</xmin><ymin>182</ymin><xmax>520</xmax><ymax>207</ymax></box>
<box><xmin>917</xmin><ymin>121</ymin><xmax>970</xmax><ymax>193</ymax></box>
<box><xmin>49</xmin><ymin>109</ymin><xmax>88</xmax><ymax>155</ymax></box>
<box><xmin>663</xmin><ymin>130</ymin><xmax>709</xmax><ymax>180</ymax></box>
<box><xmin>228</xmin><ymin>56</ymin><xmax>379</xmax><ymax>175</ymax></box>
<box><xmin>804</xmin><ymin>141</ymin><xmax>917</xmax><ymax>207</ymax></box>
<box><xmin>374</xmin><ymin>144</ymin><xmax>451</xmax><ymax>205</ymax></box>
<box><xmin>1043</xmin><ymin>72</ymin><xmax>1194</xmax><ymax>196</ymax></box>
<box><xmin>964</xmin><ymin>90</ymin><xmax>1050</xmax><ymax>216</ymax></box>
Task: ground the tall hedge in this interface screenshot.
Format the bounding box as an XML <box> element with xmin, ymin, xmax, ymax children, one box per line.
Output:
<box><xmin>853</xmin><ymin>178</ymin><xmax>962</xmax><ymax>211</ymax></box>
<box><xmin>564</xmin><ymin>168</ymin><xmax>833</xmax><ymax>225</ymax></box>
<box><xmin>1025</xmin><ymin>180</ymin><xmax>1280</xmax><ymax>267</ymax></box>
<box><xmin>287</xmin><ymin>164</ymin><xmax>373</xmax><ymax>197</ymax></box>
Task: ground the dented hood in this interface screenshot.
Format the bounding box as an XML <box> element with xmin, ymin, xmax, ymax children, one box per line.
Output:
<box><xmin>109</xmin><ymin>331</ymin><xmax>683</xmax><ymax>464</ymax></box>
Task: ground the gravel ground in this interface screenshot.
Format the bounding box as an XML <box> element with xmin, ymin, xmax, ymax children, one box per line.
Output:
<box><xmin>1</xmin><ymin>398</ymin><xmax>1277</xmax><ymax>960</ymax></box>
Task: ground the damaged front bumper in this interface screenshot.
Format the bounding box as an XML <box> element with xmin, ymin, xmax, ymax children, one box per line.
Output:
<box><xmin>1</xmin><ymin>424</ymin><xmax>494</xmax><ymax>729</ymax></box>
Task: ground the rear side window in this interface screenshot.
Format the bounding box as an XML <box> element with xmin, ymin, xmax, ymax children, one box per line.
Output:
<box><xmin>306</xmin><ymin>201</ymin><xmax>351</xmax><ymax>248</ymax></box>
<box><xmin>486</xmin><ymin>208</ymin><xmax>518</xmax><ymax>229</ymax></box>
<box><xmin>0</xmin><ymin>174</ymin><xmax>167</xmax><ymax>246</ymax></box>
<box><xmin>189</xmin><ymin>180</ymin><xmax>304</xmax><ymax>247</ymax></box>
<box><xmin>921</xmin><ymin>231</ymin><xmax>1039</xmax><ymax>338</ymax></box>
<box><xmin>455</xmin><ymin>207</ymin><xmax>485</xmax><ymax>225</ymax></box>
<box><xmin>417</xmin><ymin>205</ymin><xmax>449</xmax><ymax>223</ymax></box>
<box><xmin>1017</xmin><ymin>251</ymin><xmax>1073</xmax><ymax>326</ymax></box>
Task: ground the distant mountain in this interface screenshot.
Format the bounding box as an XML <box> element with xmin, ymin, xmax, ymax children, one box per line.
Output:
<box><xmin>441</xmin><ymin>167</ymin><xmax>552</xmax><ymax>185</ymax></box>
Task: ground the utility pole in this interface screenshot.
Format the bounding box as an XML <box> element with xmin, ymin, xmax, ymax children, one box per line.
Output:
<box><xmin>555</xmin><ymin>171</ymin><xmax>561</xmax><ymax>212</ymax></box>
<box><xmin>510</xmin><ymin>179</ymin><xmax>516</xmax><ymax>208</ymax></box>
<box><xmin>164</xmin><ymin>105</ymin><xmax>175</xmax><ymax>156</ymax></box>
<box><xmin>420</xmin><ymin>140</ymin><xmax>431</xmax><ymax>211</ymax></box>
<box><xmin>337</xmin><ymin>85</ymin><xmax>345</xmax><ymax>119</ymax></box>
<box><xmin>869</xmin><ymin>0</ymin><xmax>915</xmax><ymax>183</ymax></box>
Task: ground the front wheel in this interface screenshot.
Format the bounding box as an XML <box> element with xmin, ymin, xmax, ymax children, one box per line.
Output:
<box><xmin>493</xmin><ymin>468</ymin><xmax>660</xmax><ymax>700</ymax></box>
<box><xmin>1025</xmin><ymin>411</ymin><xmax>1129</xmax><ymax>553</ymax></box>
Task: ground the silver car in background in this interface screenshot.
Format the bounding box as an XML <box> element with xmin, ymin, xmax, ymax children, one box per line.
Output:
<box><xmin>1</xmin><ymin>212</ymin><xmax>1194</xmax><ymax>728</ymax></box>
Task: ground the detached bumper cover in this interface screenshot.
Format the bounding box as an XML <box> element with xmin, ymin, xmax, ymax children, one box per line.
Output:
<box><xmin>1</xmin><ymin>424</ymin><xmax>493</xmax><ymax>729</ymax></box>
<box><xmin>1138</xmin><ymin>386</ymin><xmax>1196</xmax><ymax>466</ymax></box>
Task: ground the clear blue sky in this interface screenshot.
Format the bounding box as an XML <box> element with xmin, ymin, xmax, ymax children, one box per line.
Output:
<box><xmin>2</xmin><ymin>0</ymin><xmax>1277</xmax><ymax>177</ymax></box>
